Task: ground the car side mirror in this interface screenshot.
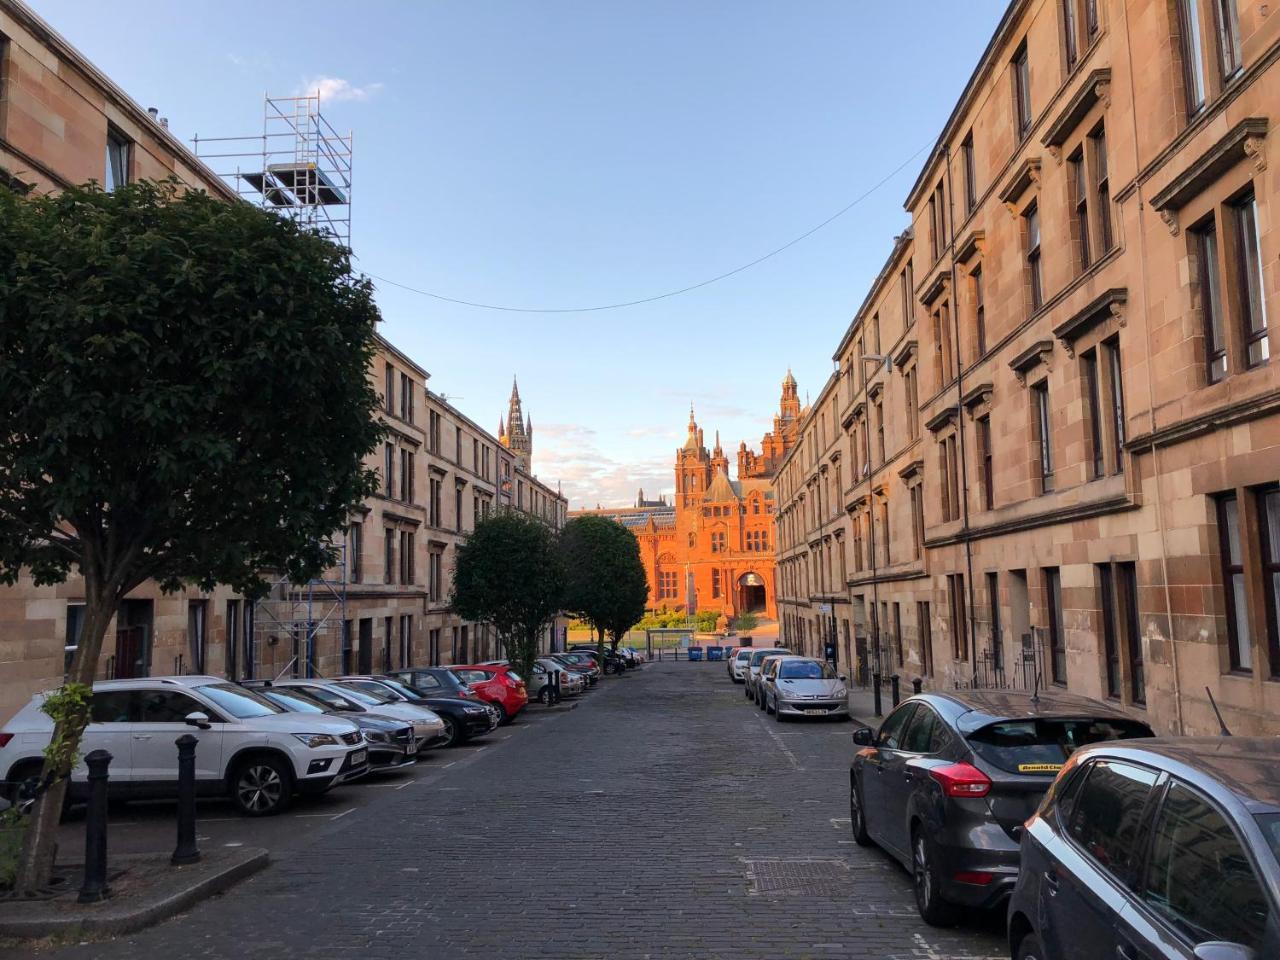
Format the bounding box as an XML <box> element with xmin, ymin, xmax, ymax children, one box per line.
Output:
<box><xmin>852</xmin><ymin>727</ymin><xmax>873</xmax><ymax>746</ymax></box>
<box><xmin>184</xmin><ymin>711</ymin><xmax>212</xmax><ymax>730</ymax></box>
<box><xmin>839</xmin><ymin>675</ymin><xmax>848</xmax><ymax>682</ymax></box>
<box><xmin>1193</xmin><ymin>943</ymin><xmax>1258</xmax><ymax>960</ymax></box>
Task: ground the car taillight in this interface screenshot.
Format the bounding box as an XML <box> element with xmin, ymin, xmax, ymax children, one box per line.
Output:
<box><xmin>0</xmin><ymin>733</ymin><xmax>12</xmax><ymax>748</ymax></box>
<box><xmin>953</xmin><ymin>870</ymin><xmax>994</xmax><ymax>885</ymax></box>
<box><xmin>929</xmin><ymin>762</ymin><xmax>992</xmax><ymax>798</ymax></box>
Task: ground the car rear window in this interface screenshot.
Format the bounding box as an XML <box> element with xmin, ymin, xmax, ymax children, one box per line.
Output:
<box><xmin>966</xmin><ymin>717</ymin><xmax>1152</xmax><ymax>775</ymax></box>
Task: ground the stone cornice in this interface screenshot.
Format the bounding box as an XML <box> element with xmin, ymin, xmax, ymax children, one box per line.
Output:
<box><xmin>1150</xmin><ymin>118</ymin><xmax>1268</xmax><ymax>235</ymax></box>
<box><xmin>1041</xmin><ymin>67</ymin><xmax>1112</xmax><ymax>158</ymax></box>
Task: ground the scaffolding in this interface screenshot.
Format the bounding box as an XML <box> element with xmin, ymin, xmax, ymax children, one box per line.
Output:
<box><xmin>193</xmin><ymin>93</ymin><xmax>353</xmax><ymax>248</ymax></box>
<box><xmin>250</xmin><ymin>541</ymin><xmax>349</xmax><ymax>680</ymax></box>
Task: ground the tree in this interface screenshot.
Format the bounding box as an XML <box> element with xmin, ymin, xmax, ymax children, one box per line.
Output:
<box><xmin>560</xmin><ymin>515</ymin><xmax>649</xmax><ymax>659</ymax></box>
<box><xmin>451</xmin><ymin>511</ymin><xmax>564</xmax><ymax>688</ymax></box>
<box><xmin>0</xmin><ymin>180</ymin><xmax>383</xmax><ymax>891</ymax></box>
<box><xmin>731</xmin><ymin>612</ymin><xmax>759</xmax><ymax>634</ymax></box>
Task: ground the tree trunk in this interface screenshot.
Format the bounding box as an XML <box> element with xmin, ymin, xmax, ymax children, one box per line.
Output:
<box><xmin>595</xmin><ymin>623</ymin><xmax>605</xmax><ymax>668</ymax></box>
<box><xmin>13</xmin><ymin>583</ymin><xmax>116</xmax><ymax>894</ymax></box>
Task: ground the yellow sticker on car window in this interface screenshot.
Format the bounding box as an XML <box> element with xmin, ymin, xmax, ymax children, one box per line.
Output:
<box><xmin>1017</xmin><ymin>762</ymin><xmax>1064</xmax><ymax>774</ymax></box>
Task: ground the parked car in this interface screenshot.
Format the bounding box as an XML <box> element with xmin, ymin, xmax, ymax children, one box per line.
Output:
<box><xmin>622</xmin><ymin>646</ymin><xmax>646</xmax><ymax>664</ymax></box>
<box><xmin>553</xmin><ymin>653</ymin><xmax>602</xmax><ymax>683</ymax></box>
<box><xmin>743</xmin><ymin>648</ymin><xmax>790</xmax><ymax>701</ymax></box>
<box><xmin>256</xmin><ymin>679</ymin><xmax>447</xmax><ymax>748</ymax></box>
<box><xmin>332</xmin><ymin>676</ymin><xmax>500</xmax><ymax>747</ymax></box>
<box><xmin>1008</xmin><ymin>736</ymin><xmax>1280</xmax><ymax>960</ymax></box>
<box><xmin>849</xmin><ymin>690</ymin><xmax>1153</xmax><ymax>926</ymax></box>
<box><xmin>536</xmin><ymin>657</ymin><xmax>588</xmax><ymax>693</ymax></box>
<box><xmin>567</xmin><ymin>645</ymin><xmax>626</xmax><ymax>674</ymax></box>
<box><xmin>384</xmin><ymin>667</ymin><xmax>476</xmax><ymax>700</ymax></box>
<box><xmin>445</xmin><ymin>665</ymin><xmax>528</xmax><ymax>723</ymax></box>
<box><xmin>250</xmin><ymin>684</ymin><xmax>418</xmax><ymax>771</ymax></box>
<box><xmin>753</xmin><ymin>654</ymin><xmax>800</xmax><ymax>709</ymax></box>
<box><xmin>0</xmin><ymin>676</ymin><xmax>369</xmax><ymax>816</ymax></box>
<box><xmin>759</xmin><ymin>656</ymin><xmax>850</xmax><ymax>720</ymax></box>
<box><xmin>729</xmin><ymin>647</ymin><xmax>754</xmax><ymax>683</ymax></box>
<box><xmin>530</xmin><ymin>660</ymin><xmax>585</xmax><ymax>701</ymax></box>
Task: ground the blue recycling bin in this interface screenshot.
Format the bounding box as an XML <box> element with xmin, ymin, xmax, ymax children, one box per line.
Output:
<box><xmin>707</xmin><ymin>645</ymin><xmax>724</xmax><ymax>661</ymax></box>
<box><xmin>687</xmin><ymin>645</ymin><xmax>704</xmax><ymax>662</ymax></box>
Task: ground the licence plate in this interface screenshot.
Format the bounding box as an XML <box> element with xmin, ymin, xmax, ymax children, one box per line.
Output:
<box><xmin>349</xmin><ymin>749</ymin><xmax>367</xmax><ymax>766</ymax></box>
<box><xmin>804</xmin><ymin>709</ymin><xmax>826</xmax><ymax>716</ymax></box>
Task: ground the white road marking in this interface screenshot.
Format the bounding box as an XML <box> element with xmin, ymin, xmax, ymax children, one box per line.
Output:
<box><xmin>441</xmin><ymin>761</ymin><xmax>456</xmax><ymax>769</ymax></box>
<box><xmin>756</xmin><ymin>714</ymin><xmax>803</xmax><ymax>770</ymax></box>
<box><xmin>329</xmin><ymin>807</ymin><xmax>356</xmax><ymax>821</ymax></box>
<box><xmin>395</xmin><ymin>778</ymin><xmax>417</xmax><ymax>790</ymax></box>
<box><xmin>830</xmin><ymin>817</ymin><xmax>851</xmax><ymax>829</ymax></box>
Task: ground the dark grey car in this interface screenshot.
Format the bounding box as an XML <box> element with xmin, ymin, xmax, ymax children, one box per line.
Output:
<box><xmin>1007</xmin><ymin>737</ymin><xmax>1280</xmax><ymax>960</ymax></box>
<box><xmin>849</xmin><ymin>690</ymin><xmax>1152</xmax><ymax>926</ymax></box>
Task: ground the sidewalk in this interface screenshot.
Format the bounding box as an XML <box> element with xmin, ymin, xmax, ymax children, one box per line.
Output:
<box><xmin>847</xmin><ymin>681</ymin><xmax>913</xmax><ymax>728</ymax></box>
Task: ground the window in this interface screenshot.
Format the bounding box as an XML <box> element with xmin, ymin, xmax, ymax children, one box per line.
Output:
<box><xmin>879</xmin><ymin>498</ymin><xmax>890</xmax><ymax>566</ymax></box>
<box><xmin>429</xmin><ymin>477</ymin><xmax>442</xmax><ymax>526</ymax></box>
<box><xmin>399</xmin><ymin>448</ymin><xmax>412</xmax><ymax>502</ymax></box>
<box><xmin>938</xmin><ymin>301</ymin><xmax>955</xmax><ymax>384</ymax></box>
<box><xmin>919</xmin><ymin>601</ymin><xmax>934</xmax><ymax>676</ymax></box>
<box><xmin>930</xmin><ymin>182</ymin><xmax>946</xmax><ymax>260</ymax></box>
<box><xmin>105</xmin><ymin>128</ymin><xmax>131</xmax><ymax>192</ymax></box>
<box><xmin>384</xmin><ymin>363</ymin><xmax>395</xmax><ymax>414</ymax></box>
<box><xmin>348</xmin><ymin>522</ymin><xmax>362</xmax><ymax>583</ymax></box>
<box><xmin>398</xmin><ymin>615</ymin><xmax>412</xmax><ymax>669</ymax></box>
<box><xmin>873</xmin><ymin>397</ymin><xmax>885</xmax><ymax>464</ymax></box>
<box><xmin>1013</xmin><ymin>43</ymin><xmax>1032</xmax><ymax>139</ymax></box>
<box><xmin>1086</xmin><ymin>0</ymin><xmax>1100</xmax><ymax>37</ymax></box>
<box><xmin>138</xmin><ymin>690</ymin><xmax>207</xmax><ymax>724</ymax></box>
<box><xmin>1214</xmin><ymin>0</ymin><xmax>1243</xmax><ymax>79</ymax></box>
<box><xmin>1105</xmin><ymin>338</ymin><xmax>1126</xmax><ymax>472</ymax></box>
<box><xmin>427</xmin><ymin>550</ymin><xmax>442</xmax><ymax>602</ymax></box>
<box><xmin>1032</xmin><ymin>380</ymin><xmax>1054</xmax><ymax>492</ymax></box>
<box><xmin>875</xmin><ymin>703</ymin><xmax>916</xmax><ymax>749</ymax></box>
<box><xmin>1233</xmin><ymin>192</ymin><xmax>1269</xmax><ymax>369</ymax></box>
<box><xmin>1193</xmin><ymin>220</ymin><xmax>1227</xmax><ymax>382</ymax></box>
<box><xmin>399</xmin><ymin>530</ymin><xmax>414</xmax><ymax>584</ymax></box>
<box><xmin>711</xmin><ymin>531</ymin><xmax>726</xmax><ymax>553</ymax></box>
<box><xmin>948</xmin><ymin>573</ymin><xmax>968</xmax><ymax>661</ymax></box>
<box><xmin>1083</xmin><ymin>349</ymin><xmax>1105</xmax><ymax>479</ymax></box>
<box><xmin>977</xmin><ymin>415</ymin><xmax>993</xmax><ymax>510</ymax></box>
<box><xmin>1118</xmin><ymin>562</ymin><xmax>1145</xmax><ymax>703</ymax></box>
<box><xmin>972</xmin><ymin>267</ymin><xmax>986</xmax><ymax>357</ymax></box>
<box><xmin>1025</xmin><ymin>203</ymin><xmax>1043</xmax><ymax>311</ymax></box>
<box><xmin>1070</xmin><ymin>150</ymin><xmax>1092</xmax><ymax>272</ymax></box>
<box><xmin>939</xmin><ymin>434</ymin><xmax>960</xmax><ymax>522</ymax></box>
<box><xmin>910</xmin><ymin>483</ymin><xmax>925</xmax><ymax>561</ymax></box>
<box><xmin>1178</xmin><ymin>0</ymin><xmax>1208</xmax><ymax>113</ymax></box>
<box><xmin>904</xmin><ymin>365</ymin><xmax>919</xmax><ymax>440</ymax></box>
<box><xmin>962</xmin><ymin>133</ymin><xmax>976</xmax><ymax>214</ymax></box>
<box><xmin>1091</xmin><ymin>125</ymin><xmax>1113</xmax><ymax>253</ymax></box>
<box><xmin>399</xmin><ymin>373</ymin><xmax>412</xmax><ymax>422</ymax></box>
<box><xmin>658</xmin><ymin>570</ymin><xmax>678</xmax><ymax>600</ymax></box>
<box><xmin>454</xmin><ymin>426</ymin><xmax>462</xmax><ymax>463</ymax></box>
<box><xmin>1141</xmin><ymin>781</ymin><xmax>1270</xmax><ymax>951</ymax></box>
<box><xmin>1066</xmin><ymin>760</ymin><xmax>1158</xmax><ymax>878</ymax></box>
<box><xmin>987</xmin><ymin>572</ymin><xmax>1002</xmax><ymax>670</ymax></box>
<box><xmin>1046</xmin><ymin>567</ymin><xmax>1066</xmax><ymax>683</ymax></box>
<box><xmin>428</xmin><ymin>410</ymin><xmax>441</xmax><ymax>454</ymax></box>
<box><xmin>900</xmin><ymin>261</ymin><xmax>915</xmax><ymax>327</ymax></box>
<box><xmin>384</xmin><ymin>528</ymin><xmax>395</xmax><ymax>584</ymax></box>
<box><xmin>712</xmin><ymin>569</ymin><xmax>722</xmax><ymax>598</ymax></box>
<box><xmin>1063</xmin><ymin>0</ymin><xmax>1080</xmax><ymax>71</ymax></box>
<box><xmin>1099</xmin><ymin>564</ymin><xmax>1121</xmax><ymax>698</ymax></box>
<box><xmin>1217</xmin><ymin>494</ymin><xmax>1252</xmax><ymax>671</ymax></box>
<box><xmin>384</xmin><ymin>443</ymin><xmax>394</xmax><ymax>497</ymax></box>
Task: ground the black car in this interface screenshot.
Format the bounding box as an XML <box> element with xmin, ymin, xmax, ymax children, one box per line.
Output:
<box><xmin>850</xmin><ymin>690</ymin><xmax>1153</xmax><ymax>926</ymax></box>
<box><xmin>1008</xmin><ymin>737</ymin><xmax>1280</xmax><ymax>960</ymax></box>
<box><xmin>248</xmin><ymin>683</ymin><xmax>418</xmax><ymax>771</ymax></box>
<box><xmin>334</xmin><ymin>676</ymin><xmax>499</xmax><ymax>747</ymax></box>
<box><xmin>567</xmin><ymin>645</ymin><xmax>626</xmax><ymax>674</ymax></box>
<box><xmin>385</xmin><ymin>667</ymin><xmax>476</xmax><ymax>701</ymax></box>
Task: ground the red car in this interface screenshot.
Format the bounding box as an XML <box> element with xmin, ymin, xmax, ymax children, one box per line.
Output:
<box><xmin>451</xmin><ymin>664</ymin><xmax>528</xmax><ymax>723</ymax></box>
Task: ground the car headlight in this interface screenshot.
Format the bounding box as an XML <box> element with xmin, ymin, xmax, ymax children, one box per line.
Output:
<box><xmin>364</xmin><ymin>731</ymin><xmax>390</xmax><ymax>743</ymax></box>
<box><xmin>292</xmin><ymin>733</ymin><xmax>340</xmax><ymax>748</ymax></box>
<box><xmin>463</xmin><ymin>706</ymin><xmax>488</xmax><ymax>715</ymax></box>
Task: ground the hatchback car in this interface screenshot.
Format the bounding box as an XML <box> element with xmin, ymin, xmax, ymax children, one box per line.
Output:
<box><xmin>729</xmin><ymin>647</ymin><xmax>754</xmax><ymax>683</ymax></box>
<box><xmin>752</xmin><ymin>654</ymin><xmax>799</xmax><ymax>709</ymax></box>
<box><xmin>743</xmin><ymin>648</ymin><xmax>790</xmax><ymax>701</ymax></box>
<box><xmin>386</xmin><ymin>667</ymin><xmax>476</xmax><ymax>700</ymax></box>
<box><xmin>0</xmin><ymin>676</ymin><xmax>368</xmax><ymax>816</ymax></box>
<box><xmin>334</xmin><ymin>676</ymin><xmax>499</xmax><ymax>747</ymax></box>
<box><xmin>530</xmin><ymin>660</ymin><xmax>584</xmax><ymax>701</ymax></box>
<box><xmin>849</xmin><ymin>690</ymin><xmax>1153</xmax><ymax>926</ymax></box>
<box><xmin>1008</xmin><ymin>737</ymin><xmax>1280</xmax><ymax>960</ymax></box>
<box><xmin>446</xmin><ymin>665</ymin><xmax>528</xmax><ymax>723</ymax></box>
<box><xmin>760</xmin><ymin>656</ymin><xmax>850</xmax><ymax>720</ymax></box>
<box><xmin>258</xmin><ymin>679</ymin><xmax>447</xmax><ymax>747</ymax></box>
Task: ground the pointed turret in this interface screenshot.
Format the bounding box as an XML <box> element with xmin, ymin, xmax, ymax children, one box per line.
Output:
<box><xmin>504</xmin><ymin>374</ymin><xmax>532</xmax><ymax>471</ymax></box>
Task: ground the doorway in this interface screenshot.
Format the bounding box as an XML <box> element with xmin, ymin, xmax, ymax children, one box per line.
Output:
<box><xmin>114</xmin><ymin>599</ymin><xmax>153</xmax><ymax>679</ymax></box>
<box><xmin>357</xmin><ymin>618</ymin><xmax>374</xmax><ymax>673</ymax></box>
<box><xmin>737</xmin><ymin>573</ymin><xmax>767</xmax><ymax>614</ymax></box>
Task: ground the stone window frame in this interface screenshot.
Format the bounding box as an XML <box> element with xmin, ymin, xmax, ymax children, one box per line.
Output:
<box><xmin>1059</xmin><ymin>0</ymin><xmax>1103</xmax><ymax>77</ymax></box>
<box><xmin>1000</xmin><ymin>158</ymin><xmax>1045</xmax><ymax>317</ymax></box>
<box><xmin>898</xmin><ymin>459</ymin><xmax>926</xmax><ymax>563</ymax></box>
<box><xmin>1213</xmin><ymin>484</ymin><xmax>1280</xmax><ymax>679</ymax></box>
<box><xmin>962</xmin><ymin>383</ymin><xmax>995</xmax><ymax>511</ymax></box>
<box><xmin>895</xmin><ymin>340</ymin><xmax>921</xmax><ymax>442</ymax></box>
<box><xmin>956</xmin><ymin>232</ymin><xmax>987</xmax><ymax>364</ymax></box>
<box><xmin>1094</xmin><ymin>559</ymin><xmax>1146</xmax><ymax>708</ymax></box>
<box><xmin>1054</xmin><ymin>289</ymin><xmax>1130</xmax><ymax>480</ymax></box>
<box><xmin>1009</xmin><ymin>341</ymin><xmax>1056</xmax><ymax>496</ymax></box>
<box><xmin>925</xmin><ymin>407</ymin><xmax>961</xmax><ymax>524</ymax></box>
<box><xmin>1173</xmin><ymin>0</ymin><xmax>1244</xmax><ymax>122</ymax></box>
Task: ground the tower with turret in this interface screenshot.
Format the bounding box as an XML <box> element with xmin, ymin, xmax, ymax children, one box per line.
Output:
<box><xmin>501</xmin><ymin>377</ymin><xmax>533</xmax><ymax>471</ymax></box>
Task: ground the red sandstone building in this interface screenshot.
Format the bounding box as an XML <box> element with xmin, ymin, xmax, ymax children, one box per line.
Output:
<box><xmin>574</xmin><ymin>374</ymin><xmax>803</xmax><ymax>621</ymax></box>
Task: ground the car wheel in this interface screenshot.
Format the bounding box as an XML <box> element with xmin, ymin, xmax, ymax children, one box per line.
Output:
<box><xmin>231</xmin><ymin>756</ymin><xmax>292</xmax><ymax>817</ymax></box>
<box><xmin>744</xmin><ymin>684</ymin><xmax>752</xmax><ymax>699</ymax></box>
<box><xmin>538</xmin><ymin>687</ymin><xmax>552</xmax><ymax>705</ymax></box>
<box><xmin>491</xmin><ymin>701</ymin><xmax>510</xmax><ymax>725</ymax></box>
<box><xmin>1015</xmin><ymin>934</ymin><xmax>1045</xmax><ymax>960</ymax></box>
<box><xmin>766</xmin><ymin>694</ymin><xmax>776</xmax><ymax>715</ymax></box>
<box><xmin>912</xmin><ymin>826</ymin><xmax>960</xmax><ymax>927</ymax></box>
<box><xmin>849</xmin><ymin>776</ymin><xmax>873</xmax><ymax>846</ymax></box>
<box><xmin>440</xmin><ymin>716</ymin><xmax>461</xmax><ymax>748</ymax></box>
<box><xmin>774</xmin><ymin>699</ymin><xmax>786</xmax><ymax>722</ymax></box>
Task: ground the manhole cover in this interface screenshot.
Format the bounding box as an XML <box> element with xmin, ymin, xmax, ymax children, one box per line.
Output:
<box><xmin>744</xmin><ymin>858</ymin><xmax>850</xmax><ymax>897</ymax></box>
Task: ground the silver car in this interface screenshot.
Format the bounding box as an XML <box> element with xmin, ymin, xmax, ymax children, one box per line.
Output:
<box><xmin>753</xmin><ymin>654</ymin><xmax>800</xmax><ymax>709</ymax></box>
<box><xmin>743</xmin><ymin>648</ymin><xmax>789</xmax><ymax>702</ymax></box>
<box><xmin>760</xmin><ymin>656</ymin><xmax>850</xmax><ymax>721</ymax></box>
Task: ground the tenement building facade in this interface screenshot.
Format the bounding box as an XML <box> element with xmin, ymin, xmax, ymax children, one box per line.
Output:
<box><xmin>0</xmin><ymin>0</ymin><xmax>567</xmax><ymax>722</ymax></box>
<box><xmin>776</xmin><ymin>0</ymin><xmax>1279</xmax><ymax>736</ymax></box>
<box><xmin>575</xmin><ymin>374</ymin><xmax>802</xmax><ymax>620</ymax></box>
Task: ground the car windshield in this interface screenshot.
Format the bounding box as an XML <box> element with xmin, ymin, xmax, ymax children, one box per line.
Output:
<box><xmin>779</xmin><ymin>660</ymin><xmax>835</xmax><ymax>680</ymax></box>
<box><xmin>334</xmin><ymin>681</ymin><xmax>396</xmax><ymax>704</ymax></box>
<box><xmin>374</xmin><ymin>677</ymin><xmax>424</xmax><ymax>699</ymax></box>
<box><xmin>735</xmin><ymin>650</ymin><xmax>753</xmax><ymax>661</ymax></box>
<box><xmin>1254</xmin><ymin>814</ymin><xmax>1280</xmax><ymax>867</ymax></box>
<box><xmin>966</xmin><ymin>717</ymin><xmax>1153</xmax><ymax>775</ymax></box>
<box><xmin>751</xmin><ymin>650</ymin><xmax>785</xmax><ymax>667</ymax></box>
<box><xmin>198</xmin><ymin>683</ymin><xmax>280</xmax><ymax>719</ymax></box>
<box><xmin>259</xmin><ymin>689</ymin><xmax>328</xmax><ymax>714</ymax></box>
<box><xmin>296</xmin><ymin>685</ymin><xmax>364</xmax><ymax>711</ymax></box>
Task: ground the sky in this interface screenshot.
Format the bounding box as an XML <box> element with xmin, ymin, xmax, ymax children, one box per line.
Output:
<box><xmin>32</xmin><ymin>0</ymin><xmax>1007</xmax><ymax>509</ymax></box>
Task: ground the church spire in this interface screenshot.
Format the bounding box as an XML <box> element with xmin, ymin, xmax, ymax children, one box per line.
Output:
<box><xmin>504</xmin><ymin>374</ymin><xmax>532</xmax><ymax>471</ymax></box>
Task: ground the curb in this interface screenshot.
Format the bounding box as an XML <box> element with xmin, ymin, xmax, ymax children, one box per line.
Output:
<box><xmin>0</xmin><ymin>847</ymin><xmax>269</xmax><ymax>939</ymax></box>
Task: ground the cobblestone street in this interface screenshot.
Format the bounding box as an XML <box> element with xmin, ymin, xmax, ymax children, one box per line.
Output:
<box><xmin>33</xmin><ymin>664</ymin><xmax>1006</xmax><ymax>959</ymax></box>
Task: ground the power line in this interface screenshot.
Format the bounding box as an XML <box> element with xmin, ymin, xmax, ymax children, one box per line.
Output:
<box><xmin>365</xmin><ymin>142</ymin><xmax>930</xmax><ymax>314</ymax></box>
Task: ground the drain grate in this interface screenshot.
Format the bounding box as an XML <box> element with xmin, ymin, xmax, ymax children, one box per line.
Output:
<box><xmin>744</xmin><ymin>858</ymin><xmax>850</xmax><ymax>897</ymax></box>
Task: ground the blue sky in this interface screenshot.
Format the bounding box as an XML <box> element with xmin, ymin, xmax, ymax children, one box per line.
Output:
<box><xmin>33</xmin><ymin>1</ymin><xmax>1006</xmax><ymax>508</ymax></box>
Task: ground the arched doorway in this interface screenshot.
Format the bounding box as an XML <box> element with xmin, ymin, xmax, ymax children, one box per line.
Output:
<box><xmin>738</xmin><ymin>572</ymin><xmax>766</xmax><ymax>614</ymax></box>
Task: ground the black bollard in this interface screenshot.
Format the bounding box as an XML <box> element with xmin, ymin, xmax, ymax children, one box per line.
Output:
<box><xmin>872</xmin><ymin>672</ymin><xmax>883</xmax><ymax>718</ymax></box>
<box><xmin>891</xmin><ymin>674</ymin><xmax>901</xmax><ymax>708</ymax></box>
<box><xmin>78</xmin><ymin>748</ymin><xmax>112</xmax><ymax>903</ymax></box>
<box><xmin>912</xmin><ymin>677</ymin><xmax>923</xmax><ymax>695</ymax></box>
<box><xmin>172</xmin><ymin>734</ymin><xmax>201</xmax><ymax>866</ymax></box>
<box><xmin>552</xmin><ymin>669</ymin><xmax>561</xmax><ymax>704</ymax></box>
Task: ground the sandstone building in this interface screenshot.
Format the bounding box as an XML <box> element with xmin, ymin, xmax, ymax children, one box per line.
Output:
<box><xmin>575</xmin><ymin>375</ymin><xmax>803</xmax><ymax>621</ymax></box>
<box><xmin>0</xmin><ymin>0</ymin><xmax>566</xmax><ymax>721</ymax></box>
<box><xmin>776</xmin><ymin>0</ymin><xmax>1279</xmax><ymax>737</ymax></box>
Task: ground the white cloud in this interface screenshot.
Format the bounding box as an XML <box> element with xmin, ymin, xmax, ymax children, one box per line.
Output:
<box><xmin>297</xmin><ymin>76</ymin><xmax>384</xmax><ymax>103</ymax></box>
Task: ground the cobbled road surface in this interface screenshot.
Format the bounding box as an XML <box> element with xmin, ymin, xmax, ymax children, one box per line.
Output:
<box><xmin>34</xmin><ymin>662</ymin><xmax>1007</xmax><ymax>959</ymax></box>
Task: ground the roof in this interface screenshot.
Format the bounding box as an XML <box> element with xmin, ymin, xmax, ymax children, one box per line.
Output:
<box><xmin>1079</xmin><ymin>738</ymin><xmax>1280</xmax><ymax>812</ymax></box>
<box><xmin>926</xmin><ymin>689</ymin><xmax>1141</xmax><ymax>732</ymax></box>
<box><xmin>93</xmin><ymin>675</ymin><xmax>223</xmax><ymax>690</ymax></box>
<box><xmin>704</xmin><ymin>468</ymin><xmax>738</xmax><ymax>502</ymax></box>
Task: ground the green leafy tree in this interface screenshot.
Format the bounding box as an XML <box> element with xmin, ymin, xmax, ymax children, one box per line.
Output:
<box><xmin>452</xmin><ymin>511</ymin><xmax>564</xmax><ymax>687</ymax></box>
<box><xmin>561</xmin><ymin>515</ymin><xmax>648</xmax><ymax>660</ymax></box>
<box><xmin>0</xmin><ymin>180</ymin><xmax>383</xmax><ymax>892</ymax></box>
<box><xmin>732</xmin><ymin>612</ymin><xmax>760</xmax><ymax>634</ymax></box>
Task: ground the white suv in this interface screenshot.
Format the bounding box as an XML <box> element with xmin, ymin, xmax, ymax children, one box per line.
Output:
<box><xmin>0</xmin><ymin>675</ymin><xmax>369</xmax><ymax>816</ymax></box>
